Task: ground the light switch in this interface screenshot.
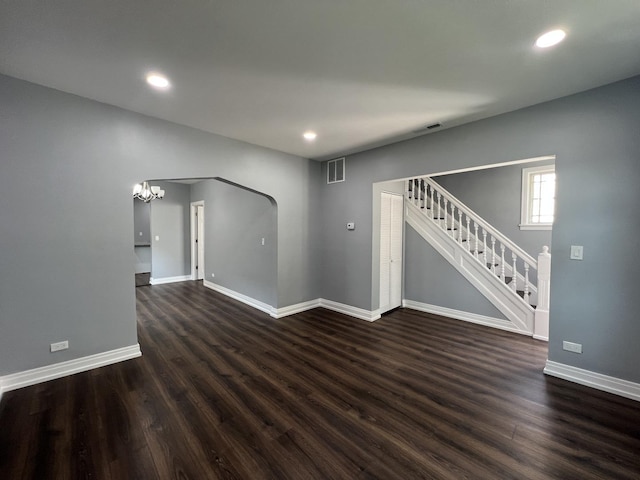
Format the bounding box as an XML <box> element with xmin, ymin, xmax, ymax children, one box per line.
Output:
<box><xmin>155</xmin><ymin>235</ymin><xmax>160</xmax><ymax>241</ymax></box>
<box><xmin>570</xmin><ymin>245</ymin><xmax>583</xmax><ymax>260</ymax></box>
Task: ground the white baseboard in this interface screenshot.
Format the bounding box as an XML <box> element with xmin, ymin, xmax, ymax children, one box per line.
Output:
<box><xmin>544</xmin><ymin>360</ymin><xmax>640</xmax><ymax>402</ymax></box>
<box><xmin>203</xmin><ymin>280</ymin><xmax>275</xmax><ymax>316</ymax></box>
<box><xmin>272</xmin><ymin>299</ymin><xmax>321</xmax><ymax>318</ymax></box>
<box><xmin>319</xmin><ymin>299</ymin><xmax>381</xmax><ymax>322</ymax></box>
<box><xmin>150</xmin><ymin>275</ymin><xmax>192</xmax><ymax>285</ymax></box>
<box><xmin>201</xmin><ymin>281</ymin><xmax>381</xmax><ymax>322</ymax></box>
<box><xmin>402</xmin><ymin>299</ymin><xmax>529</xmax><ymax>336</ymax></box>
<box><xmin>0</xmin><ymin>344</ymin><xmax>142</xmax><ymax>401</ymax></box>
<box><xmin>202</xmin><ymin>280</ymin><xmax>382</xmax><ymax>322</ymax></box>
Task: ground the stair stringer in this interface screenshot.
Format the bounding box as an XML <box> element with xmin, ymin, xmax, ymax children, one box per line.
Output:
<box><xmin>406</xmin><ymin>202</ymin><xmax>534</xmax><ymax>335</ymax></box>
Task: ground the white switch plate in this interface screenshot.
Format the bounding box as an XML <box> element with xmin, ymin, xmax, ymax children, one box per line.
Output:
<box><xmin>570</xmin><ymin>245</ymin><xmax>583</xmax><ymax>260</ymax></box>
<box><xmin>562</xmin><ymin>341</ymin><xmax>582</xmax><ymax>353</ymax></box>
<box><xmin>155</xmin><ymin>235</ymin><xmax>160</xmax><ymax>241</ymax></box>
<box><xmin>51</xmin><ymin>340</ymin><xmax>69</xmax><ymax>352</ymax></box>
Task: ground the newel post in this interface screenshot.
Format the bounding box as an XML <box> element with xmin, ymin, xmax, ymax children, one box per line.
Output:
<box><xmin>534</xmin><ymin>246</ymin><xmax>551</xmax><ymax>341</ymax></box>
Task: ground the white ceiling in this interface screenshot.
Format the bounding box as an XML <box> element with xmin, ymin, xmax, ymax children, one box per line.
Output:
<box><xmin>1</xmin><ymin>1</ymin><xmax>640</xmax><ymax>160</ymax></box>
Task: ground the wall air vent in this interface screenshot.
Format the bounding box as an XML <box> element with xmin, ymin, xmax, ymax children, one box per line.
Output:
<box><xmin>327</xmin><ymin>157</ymin><xmax>345</xmax><ymax>184</ymax></box>
<box><xmin>426</xmin><ymin>122</ymin><xmax>442</xmax><ymax>129</ymax></box>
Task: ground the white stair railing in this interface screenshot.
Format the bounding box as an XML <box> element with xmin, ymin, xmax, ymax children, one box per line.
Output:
<box><xmin>407</xmin><ymin>177</ymin><xmax>543</xmax><ymax>307</ymax></box>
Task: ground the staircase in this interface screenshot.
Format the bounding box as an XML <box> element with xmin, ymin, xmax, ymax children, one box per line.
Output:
<box><xmin>405</xmin><ymin>177</ymin><xmax>551</xmax><ymax>340</ymax></box>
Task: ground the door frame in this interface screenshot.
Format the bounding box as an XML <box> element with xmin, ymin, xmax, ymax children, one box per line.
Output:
<box><xmin>190</xmin><ymin>201</ymin><xmax>205</xmax><ymax>280</ymax></box>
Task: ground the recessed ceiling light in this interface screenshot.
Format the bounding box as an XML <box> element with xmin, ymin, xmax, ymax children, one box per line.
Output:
<box><xmin>303</xmin><ymin>131</ymin><xmax>317</xmax><ymax>141</ymax></box>
<box><xmin>146</xmin><ymin>72</ymin><xmax>171</xmax><ymax>90</ymax></box>
<box><xmin>535</xmin><ymin>29</ymin><xmax>566</xmax><ymax>48</ymax></box>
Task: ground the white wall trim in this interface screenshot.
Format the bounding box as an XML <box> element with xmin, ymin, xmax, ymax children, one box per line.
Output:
<box><xmin>272</xmin><ymin>299</ymin><xmax>321</xmax><ymax>318</ymax></box>
<box><xmin>203</xmin><ymin>281</ymin><xmax>381</xmax><ymax>322</ymax></box>
<box><xmin>0</xmin><ymin>344</ymin><xmax>141</xmax><ymax>400</ymax></box>
<box><xmin>319</xmin><ymin>299</ymin><xmax>381</xmax><ymax>322</ymax></box>
<box><xmin>402</xmin><ymin>299</ymin><xmax>530</xmax><ymax>336</ymax></box>
<box><xmin>203</xmin><ymin>280</ymin><xmax>275</xmax><ymax>316</ymax></box>
<box><xmin>150</xmin><ymin>275</ymin><xmax>192</xmax><ymax>285</ymax></box>
<box><xmin>544</xmin><ymin>360</ymin><xmax>640</xmax><ymax>402</ymax></box>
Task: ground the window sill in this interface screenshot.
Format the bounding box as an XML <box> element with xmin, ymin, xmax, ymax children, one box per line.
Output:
<box><xmin>519</xmin><ymin>224</ymin><xmax>552</xmax><ymax>231</ymax></box>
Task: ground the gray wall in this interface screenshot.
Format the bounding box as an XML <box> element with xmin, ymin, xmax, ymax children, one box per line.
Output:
<box><xmin>433</xmin><ymin>160</ymin><xmax>554</xmax><ymax>259</ymax></box>
<box><xmin>0</xmin><ymin>73</ymin><xmax>320</xmax><ymax>376</ymax></box>
<box><xmin>404</xmin><ymin>226</ymin><xmax>507</xmax><ymax>319</ymax></box>
<box><xmin>319</xmin><ymin>75</ymin><xmax>640</xmax><ymax>383</ymax></box>
<box><xmin>150</xmin><ymin>181</ymin><xmax>191</xmax><ymax>279</ymax></box>
<box><xmin>191</xmin><ymin>179</ymin><xmax>277</xmax><ymax>307</ymax></box>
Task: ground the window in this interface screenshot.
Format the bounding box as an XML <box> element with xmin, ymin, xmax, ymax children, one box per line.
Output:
<box><xmin>520</xmin><ymin>165</ymin><xmax>555</xmax><ymax>230</ymax></box>
<box><xmin>327</xmin><ymin>157</ymin><xmax>345</xmax><ymax>184</ymax></box>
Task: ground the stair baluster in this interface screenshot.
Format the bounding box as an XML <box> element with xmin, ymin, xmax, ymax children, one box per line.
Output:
<box><xmin>437</xmin><ymin>192</ymin><xmax>442</xmax><ymax>227</ymax></box>
<box><xmin>524</xmin><ymin>263</ymin><xmax>530</xmax><ymax>298</ymax></box>
<box><xmin>474</xmin><ymin>223</ymin><xmax>479</xmax><ymax>259</ymax></box>
<box><xmin>466</xmin><ymin>217</ymin><xmax>471</xmax><ymax>252</ymax></box>
<box><xmin>420</xmin><ymin>179</ymin><xmax>425</xmax><ymax>208</ymax></box>
<box><xmin>512</xmin><ymin>253</ymin><xmax>518</xmax><ymax>292</ymax></box>
<box><xmin>482</xmin><ymin>229</ymin><xmax>488</xmax><ymax>266</ymax></box>
<box><xmin>443</xmin><ymin>198</ymin><xmax>449</xmax><ymax>232</ymax></box>
<box><xmin>491</xmin><ymin>237</ymin><xmax>496</xmax><ymax>274</ymax></box>
<box><xmin>500</xmin><ymin>244</ymin><xmax>506</xmax><ymax>281</ymax></box>
<box><xmin>414</xmin><ymin>179</ymin><xmax>420</xmax><ymax>207</ymax></box>
<box><xmin>457</xmin><ymin>209</ymin><xmax>463</xmax><ymax>244</ymax></box>
<box><xmin>430</xmin><ymin>185</ymin><xmax>435</xmax><ymax>219</ymax></box>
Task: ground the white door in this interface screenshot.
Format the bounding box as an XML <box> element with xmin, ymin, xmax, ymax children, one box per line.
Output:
<box><xmin>379</xmin><ymin>192</ymin><xmax>403</xmax><ymax>313</ymax></box>
<box><xmin>196</xmin><ymin>205</ymin><xmax>205</xmax><ymax>280</ymax></box>
<box><xmin>191</xmin><ymin>201</ymin><xmax>205</xmax><ymax>280</ymax></box>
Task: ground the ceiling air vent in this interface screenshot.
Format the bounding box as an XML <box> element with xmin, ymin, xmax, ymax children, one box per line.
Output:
<box><xmin>327</xmin><ymin>157</ymin><xmax>345</xmax><ymax>184</ymax></box>
<box><xmin>412</xmin><ymin>123</ymin><xmax>442</xmax><ymax>134</ymax></box>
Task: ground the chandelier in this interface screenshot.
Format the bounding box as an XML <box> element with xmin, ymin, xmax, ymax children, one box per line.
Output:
<box><xmin>133</xmin><ymin>181</ymin><xmax>165</xmax><ymax>202</ymax></box>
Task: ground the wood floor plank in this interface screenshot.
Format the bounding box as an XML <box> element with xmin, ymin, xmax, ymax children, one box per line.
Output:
<box><xmin>1</xmin><ymin>280</ymin><xmax>640</xmax><ymax>479</ymax></box>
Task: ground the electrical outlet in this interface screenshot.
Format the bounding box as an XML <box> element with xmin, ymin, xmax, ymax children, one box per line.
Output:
<box><xmin>50</xmin><ymin>340</ymin><xmax>69</xmax><ymax>352</ymax></box>
<box><xmin>562</xmin><ymin>341</ymin><xmax>582</xmax><ymax>354</ymax></box>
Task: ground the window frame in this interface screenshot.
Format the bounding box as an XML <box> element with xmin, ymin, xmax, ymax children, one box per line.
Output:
<box><xmin>520</xmin><ymin>164</ymin><xmax>555</xmax><ymax>231</ymax></box>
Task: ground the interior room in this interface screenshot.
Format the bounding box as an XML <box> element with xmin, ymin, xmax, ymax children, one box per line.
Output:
<box><xmin>1</xmin><ymin>1</ymin><xmax>640</xmax><ymax>478</ymax></box>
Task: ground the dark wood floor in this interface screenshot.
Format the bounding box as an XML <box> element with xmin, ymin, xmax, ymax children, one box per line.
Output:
<box><xmin>1</xmin><ymin>282</ymin><xmax>640</xmax><ymax>479</ymax></box>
